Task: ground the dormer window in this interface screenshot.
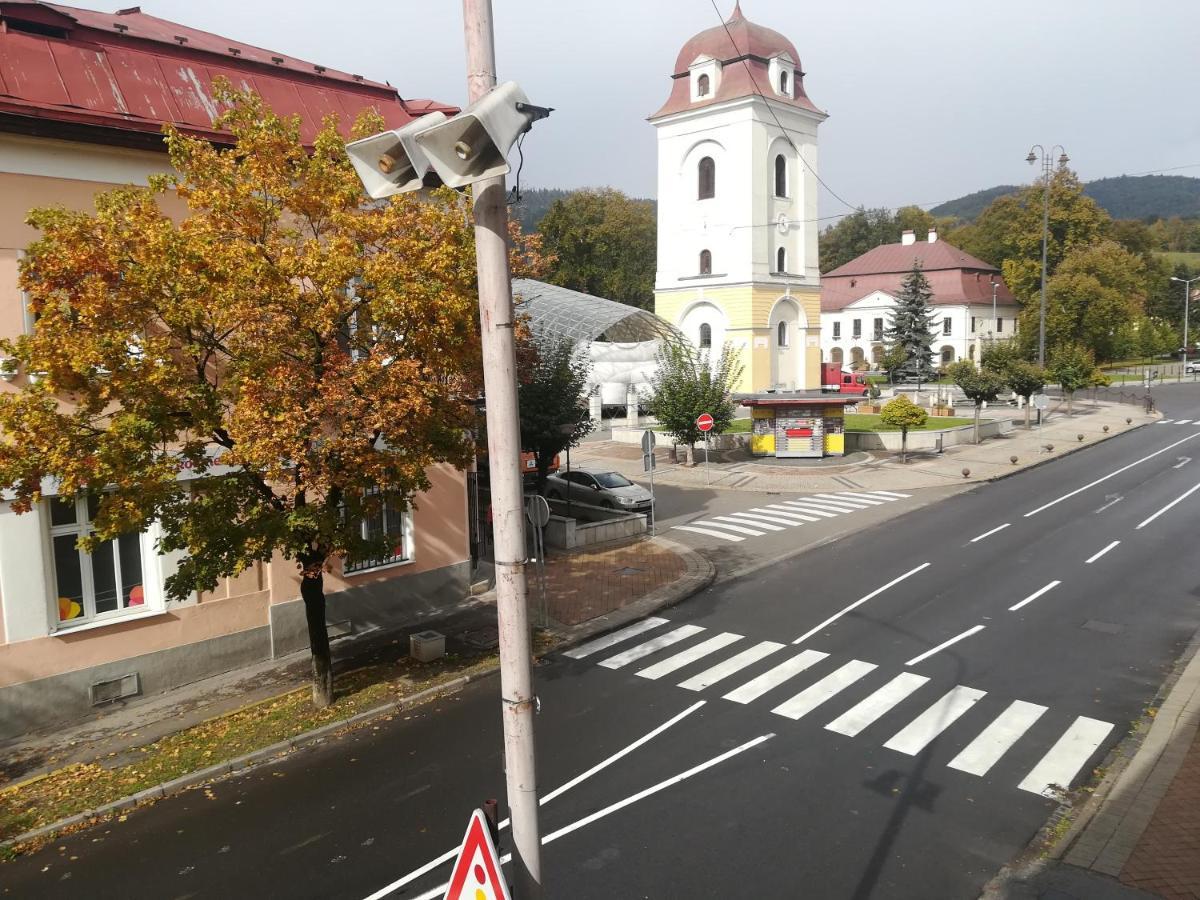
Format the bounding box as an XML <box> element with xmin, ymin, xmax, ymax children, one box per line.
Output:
<box><xmin>697</xmin><ymin>74</ymin><xmax>710</xmax><ymax>97</ymax></box>
<box><xmin>779</xmin><ymin>70</ymin><xmax>789</xmax><ymax>96</ymax></box>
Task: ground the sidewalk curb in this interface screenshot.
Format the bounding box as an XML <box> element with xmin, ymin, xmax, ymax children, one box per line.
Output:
<box><xmin>1</xmin><ymin>538</ymin><xmax>714</xmax><ymax>855</ymax></box>
<box><xmin>0</xmin><ymin>668</ymin><xmax>493</xmax><ymax>854</ymax></box>
<box><xmin>979</xmin><ymin>625</ymin><xmax>1200</xmax><ymax>898</ymax></box>
<box><xmin>980</xmin><ymin>417</ymin><xmax>1156</xmax><ymax>485</ymax></box>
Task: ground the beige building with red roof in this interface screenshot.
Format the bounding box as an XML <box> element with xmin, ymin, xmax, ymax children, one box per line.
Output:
<box><xmin>0</xmin><ymin>1</ymin><xmax>471</xmax><ymax>739</ymax></box>
<box><xmin>820</xmin><ymin>229</ymin><xmax>1021</xmax><ymax>371</ymax></box>
<box><xmin>652</xmin><ymin>3</ymin><xmax>826</xmax><ymax>393</ymax></box>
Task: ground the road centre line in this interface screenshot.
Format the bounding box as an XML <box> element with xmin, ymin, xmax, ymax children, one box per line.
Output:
<box><xmin>1085</xmin><ymin>540</ymin><xmax>1121</xmax><ymax>564</ymax></box>
<box><xmin>402</xmin><ymin>733</ymin><xmax>776</xmax><ymax>900</ymax></box>
<box><xmin>1024</xmin><ymin>432</ymin><xmax>1200</xmax><ymax>518</ymax></box>
<box><xmin>364</xmin><ymin>701</ymin><xmax>707</xmax><ymax>899</ymax></box>
<box><xmin>970</xmin><ymin>523</ymin><xmax>1010</xmax><ymax>543</ymax></box>
<box><xmin>793</xmin><ymin>562</ymin><xmax>932</xmax><ymax>645</ymax></box>
<box><xmin>1009</xmin><ymin>581</ymin><xmax>1061</xmax><ymax>612</ymax></box>
<box><xmin>1135</xmin><ymin>480</ymin><xmax>1200</xmax><ymax>530</ymax></box>
<box><xmin>905</xmin><ymin>625</ymin><xmax>987</xmax><ymax>667</ymax></box>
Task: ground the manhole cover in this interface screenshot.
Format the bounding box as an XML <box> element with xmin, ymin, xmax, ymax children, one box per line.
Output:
<box><xmin>1082</xmin><ymin>619</ymin><xmax>1125</xmax><ymax>635</ymax></box>
<box><xmin>460</xmin><ymin>626</ymin><xmax>500</xmax><ymax>649</ymax></box>
<box><xmin>614</xmin><ymin>566</ymin><xmax>646</xmax><ymax>576</ymax></box>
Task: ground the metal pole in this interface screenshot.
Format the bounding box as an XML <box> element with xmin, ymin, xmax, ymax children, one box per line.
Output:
<box><xmin>647</xmin><ymin>452</ymin><xmax>655</xmax><ymax>535</ymax></box>
<box><xmin>461</xmin><ymin>1</ymin><xmax>542</xmax><ymax>894</ymax></box>
<box><xmin>1038</xmin><ymin>154</ymin><xmax>1050</xmax><ymax>368</ymax></box>
<box><xmin>705</xmin><ymin>434</ymin><xmax>710</xmax><ymax>484</ymax></box>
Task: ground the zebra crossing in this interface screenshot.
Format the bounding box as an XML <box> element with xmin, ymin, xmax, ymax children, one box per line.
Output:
<box><xmin>1156</xmin><ymin>418</ymin><xmax>1198</xmax><ymax>425</ymax></box>
<box><xmin>564</xmin><ymin>616</ymin><xmax>1114</xmax><ymax>798</ymax></box>
<box><xmin>671</xmin><ymin>491</ymin><xmax>910</xmax><ymax>544</ymax></box>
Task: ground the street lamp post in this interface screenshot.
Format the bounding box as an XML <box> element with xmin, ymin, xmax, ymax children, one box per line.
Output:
<box><xmin>1026</xmin><ymin>144</ymin><xmax>1070</xmax><ymax>367</ymax></box>
<box><xmin>1171</xmin><ymin>274</ymin><xmax>1199</xmax><ymax>376</ymax></box>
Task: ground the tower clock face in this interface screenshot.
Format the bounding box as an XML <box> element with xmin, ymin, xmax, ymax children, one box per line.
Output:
<box><xmin>777</xmin><ymin>213</ymin><xmax>790</xmax><ymax>234</ymax></box>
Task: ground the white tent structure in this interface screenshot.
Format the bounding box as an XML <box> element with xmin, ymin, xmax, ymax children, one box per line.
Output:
<box><xmin>512</xmin><ymin>279</ymin><xmax>684</xmax><ymax>408</ymax></box>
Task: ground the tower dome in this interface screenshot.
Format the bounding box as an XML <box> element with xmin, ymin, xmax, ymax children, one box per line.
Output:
<box><xmin>651</xmin><ymin>2</ymin><xmax>821</xmax><ymax>120</ymax></box>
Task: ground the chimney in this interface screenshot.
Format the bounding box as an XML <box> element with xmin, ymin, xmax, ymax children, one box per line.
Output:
<box><xmin>901</xmin><ymin>230</ymin><xmax>916</xmax><ymax>246</ymax></box>
<box><xmin>927</xmin><ymin>228</ymin><xmax>939</xmax><ymax>243</ymax></box>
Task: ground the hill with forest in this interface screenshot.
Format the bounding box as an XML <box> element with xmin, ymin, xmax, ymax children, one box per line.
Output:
<box><xmin>930</xmin><ymin>174</ymin><xmax>1200</xmax><ymax>222</ymax></box>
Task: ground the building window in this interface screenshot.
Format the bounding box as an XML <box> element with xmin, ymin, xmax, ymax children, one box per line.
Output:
<box><xmin>971</xmin><ymin>316</ymin><xmax>977</xmax><ymax>334</ymax></box>
<box><xmin>943</xmin><ymin>317</ymin><xmax>952</xmax><ymax>336</ymax></box>
<box><xmin>997</xmin><ymin>317</ymin><xmax>1004</xmax><ymax>333</ymax></box>
<box><xmin>779</xmin><ymin>70</ymin><xmax>790</xmax><ymax>96</ymax></box>
<box><xmin>941</xmin><ymin>346</ymin><xmax>955</xmax><ymax>364</ymax></box>
<box><xmin>832</xmin><ymin>321</ymin><xmax>841</xmax><ymax>340</ymax></box>
<box><xmin>774</xmin><ymin>154</ymin><xmax>787</xmax><ymax>198</ymax></box>
<box><xmin>852</xmin><ymin>318</ymin><xmax>862</xmax><ymax>339</ymax></box>
<box><xmin>699</xmin><ymin>249</ymin><xmax>712</xmax><ymax>275</ymax></box>
<box><xmin>873</xmin><ymin>318</ymin><xmax>884</xmax><ymax>341</ymax></box>
<box><xmin>697</xmin><ymin>73</ymin><xmax>710</xmax><ymax>97</ymax></box>
<box><xmin>345</xmin><ymin>491</ymin><xmax>412</xmax><ymax>574</ymax></box>
<box><xmin>698</xmin><ymin>156</ymin><xmax>715</xmax><ymax>200</ymax></box>
<box><xmin>776</xmin><ymin>247</ymin><xmax>787</xmax><ymax>273</ymax></box>
<box><xmin>777</xmin><ymin>321</ymin><xmax>789</xmax><ymax>347</ymax></box>
<box><xmin>699</xmin><ymin>322</ymin><xmax>712</xmax><ymax>349</ymax></box>
<box><xmin>50</xmin><ymin>495</ymin><xmax>145</xmax><ymax>626</ymax></box>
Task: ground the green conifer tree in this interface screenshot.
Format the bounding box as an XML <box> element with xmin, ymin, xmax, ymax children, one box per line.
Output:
<box><xmin>884</xmin><ymin>262</ymin><xmax>937</xmax><ymax>381</ymax></box>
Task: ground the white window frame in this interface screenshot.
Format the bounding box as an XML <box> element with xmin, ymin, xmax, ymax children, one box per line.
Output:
<box><xmin>997</xmin><ymin>317</ymin><xmax>1004</xmax><ymax>333</ymax></box>
<box><xmin>852</xmin><ymin>318</ymin><xmax>862</xmax><ymax>339</ymax></box>
<box><xmin>47</xmin><ymin>495</ymin><xmax>163</xmax><ymax>631</ymax></box>
<box><xmin>832</xmin><ymin>321</ymin><xmax>841</xmax><ymax>340</ymax></box>
<box><xmin>777</xmin><ymin>320</ymin><xmax>789</xmax><ymax>348</ymax></box>
<box><xmin>345</xmin><ymin>491</ymin><xmax>415</xmax><ymax>575</ymax></box>
<box><xmin>943</xmin><ymin>317</ymin><xmax>952</xmax><ymax>336</ymax></box>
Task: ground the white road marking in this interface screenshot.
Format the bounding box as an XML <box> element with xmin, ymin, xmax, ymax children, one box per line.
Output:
<box><xmin>1157</xmin><ymin>419</ymin><xmax>1174</xmax><ymax>424</ymax></box>
<box><xmin>710</xmin><ymin>513</ymin><xmax>787</xmax><ymax>535</ymax></box>
<box><xmin>772</xmin><ymin>659</ymin><xmax>878</xmax><ymax>720</ymax></box>
<box><xmin>565</xmin><ymin>617</ymin><xmax>669</xmax><ymax>659</ymax></box>
<box><xmin>1135</xmin><ymin>480</ymin><xmax>1200</xmax><ymax>529</ymax></box>
<box><xmin>1095</xmin><ymin>494</ymin><xmax>1123</xmax><ymax>513</ymax></box>
<box><xmin>773</xmin><ymin>503</ymin><xmax>831</xmax><ymax>519</ymax></box>
<box><xmin>970</xmin><ymin>523</ymin><xmax>1011</xmax><ymax>543</ymax></box>
<box><xmin>1024</xmin><ymin>432</ymin><xmax>1200</xmax><ymax>517</ymax></box>
<box><xmin>679</xmin><ymin>641</ymin><xmax>785</xmax><ymax>691</ymax></box>
<box><xmin>822</xmin><ymin>492</ymin><xmax>884</xmax><ymax>505</ymax></box>
<box><xmin>1174</xmin><ymin>457</ymin><xmax>1192</xmax><ymax>469</ymax></box>
<box><xmin>806</xmin><ymin>496</ymin><xmax>865</xmax><ymax>510</ymax></box>
<box><xmin>723</xmin><ymin>649</ymin><xmax>829</xmax><ymax>704</ymax></box>
<box><xmin>793</xmin><ymin>562</ymin><xmax>932</xmax><ymax>645</ymax></box>
<box><xmin>402</xmin><ymin>733</ymin><xmax>776</xmax><ymax>900</ymax></box>
<box><xmin>1018</xmin><ymin>716</ymin><xmax>1114</xmax><ymax>797</ymax></box>
<box><xmin>1009</xmin><ymin>580</ymin><xmax>1061</xmax><ymax>612</ymax></box>
<box><xmin>722</xmin><ymin>511</ymin><xmax>793</xmax><ymax>529</ymax></box>
<box><xmin>785</xmin><ymin>500</ymin><xmax>852</xmax><ymax>514</ymax></box>
<box><xmin>838</xmin><ymin>491</ymin><xmax>899</xmax><ymax>503</ymax></box>
<box><xmin>637</xmin><ymin>632</ymin><xmax>743</xmax><ymax>680</ymax></box>
<box><xmin>365</xmin><ymin>701</ymin><xmax>707</xmax><ymax>899</ymax></box>
<box><xmin>599</xmin><ymin>624</ymin><xmax>706</xmax><ymax>669</ymax></box>
<box><xmin>1176</xmin><ymin>419</ymin><xmax>1193</xmax><ymax>425</ymax></box>
<box><xmin>884</xmin><ymin>685</ymin><xmax>988</xmax><ymax>755</ymax></box>
<box><xmin>905</xmin><ymin>625</ymin><xmax>987</xmax><ymax>667</ymax></box>
<box><xmin>1085</xmin><ymin>540</ymin><xmax>1121</xmax><ymax>564</ymax></box>
<box><xmin>825</xmin><ymin>672</ymin><xmax>930</xmax><ymax>737</ymax></box>
<box><xmin>866</xmin><ymin>490</ymin><xmax>912</xmax><ymax>499</ymax></box>
<box><xmin>753</xmin><ymin>506</ymin><xmax>817</xmax><ymax>523</ymax></box>
<box><xmin>671</xmin><ymin>524</ymin><xmax>745</xmax><ymax>542</ymax></box>
<box><xmin>947</xmin><ymin>700</ymin><xmax>1048</xmax><ymax>776</ymax></box>
<box><xmin>693</xmin><ymin>518</ymin><xmax>765</xmax><ymax>536</ymax></box>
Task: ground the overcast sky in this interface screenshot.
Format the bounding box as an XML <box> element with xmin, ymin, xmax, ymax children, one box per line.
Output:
<box><xmin>74</xmin><ymin>0</ymin><xmax>1200</xmax><ymax>218</ymax></box>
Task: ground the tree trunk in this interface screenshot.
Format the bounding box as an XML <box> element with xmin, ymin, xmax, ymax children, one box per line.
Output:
<box><xmin>685</xmin><ymin>443</ymin><xmax>695</xmax><ymax>466</ymax></box>
<box><xmin>1024</xmin><ymin>399</ymin><xmax>1031</xmax><ymax>430</ymax></box>
<box><xmin>974</xmin><ymin>404</ymin><xmax>982</xmax><ymax>445</ymax></box>
<box><xmin>300</xmin><ymin>563</ymin><xmax>333</xmax><ymax>709</ymax></box>
<box><xmin>1067</xmin><ymin>392</ymin><xmax>1074</xmax><ymax>415</ymax></box>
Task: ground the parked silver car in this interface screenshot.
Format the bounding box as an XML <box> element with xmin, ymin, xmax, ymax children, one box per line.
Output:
<box><xmin>545</xmin><ymin>468</ymin><xmax>652</xmax><ymax>511</ymax></box>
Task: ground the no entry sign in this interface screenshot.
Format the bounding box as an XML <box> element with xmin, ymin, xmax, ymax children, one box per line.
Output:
<box><xmin>696</xmin><ymin>413</ymin><xmax>714</xmax><ymax>432</ymax></box>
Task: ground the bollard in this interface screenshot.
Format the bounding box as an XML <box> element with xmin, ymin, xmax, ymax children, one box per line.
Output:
<box><xmin>1126</xmin><ymin>417</ymin><xmax>1132</xmax><ymax>425</ymax></box>
<box><xmin>1077</xmin><ymin>434</ymin><xmax>1084</xmax><ymax>442</ymax></box>
<box><xmin>962</xmin><ymin>468</ymin><xmax>970</xmax><ymax>478</ymax></box>
<box><xmin>1103</xmin><ymin>425</ymin><xmax>1110</xmax><ymax>433</ymax></box>
<box><xmin>1010</xmin><ymin>455</ymin><xmax>1018</xmax><ymax>464</ymax></box>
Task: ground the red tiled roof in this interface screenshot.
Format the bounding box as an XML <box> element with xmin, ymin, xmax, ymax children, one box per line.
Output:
<box><xmin>651</xmin><ymin>2</ymin><xmax>822</xmax><ymax>120</ymax></box>
<box><xmin>0</xmin><ymin>1</ymin><xmax>456</xmax><ymax>147</ymax></box>
<box><xmin>820</xmin><ymin>238</ymin><xmax>1017</xmax><ymax>312</ymax></box>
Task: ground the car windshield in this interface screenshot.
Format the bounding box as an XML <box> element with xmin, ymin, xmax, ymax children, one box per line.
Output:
<box><xmin>594</xmin><ymin>472</ymin><xmax>633</xmax><ymax>489</ymax></box>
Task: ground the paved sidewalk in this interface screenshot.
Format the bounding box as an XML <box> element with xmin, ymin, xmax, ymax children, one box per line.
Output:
<box><xmin>986</xmin><ymin>633</ymin><xmax>1200</xmax><ymax>900</ymax></box>
<box><xmin>0</xmin><ymin>536</ymin><xmax>702</xmax><ymax>790</ymax></box>
<box><xmin>576</xmin><ymin>399</ymin><xmax>1156</xmax><ymax>494</ymax></box>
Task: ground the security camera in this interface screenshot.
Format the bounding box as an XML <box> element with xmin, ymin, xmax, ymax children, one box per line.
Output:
<box><xmin>344</xmin><ymin>111</ymin><xmax>447</xmax><ymax>199</ymax></box>
<box><xmin>415</xmin><ymin>82</ymin><xmax>551</xmax><ymax>189</ymax></box>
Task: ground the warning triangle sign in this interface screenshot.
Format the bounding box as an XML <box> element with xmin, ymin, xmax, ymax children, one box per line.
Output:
<box><xmin>443</xmin><ymin>809</ymin><xmax>512</xmax><ymax>900</ymax></box>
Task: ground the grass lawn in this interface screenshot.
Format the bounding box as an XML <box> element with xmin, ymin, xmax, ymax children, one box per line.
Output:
<box><xmin>845</xmin><ymin>413</ymin><xmax>974</xmax><ymax>432</ymax></box>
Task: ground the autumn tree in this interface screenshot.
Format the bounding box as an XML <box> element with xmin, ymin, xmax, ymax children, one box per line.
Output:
<box><xmin>0</xmin><ymin>88</ymin><xmax>485</xmax><ymax>708</ymax></box>
<box><xmin>648</xmin><ymin>340</ymin><xmax>743</xmax><ymax>465</ymax></box>
<box><xmin>517</xmin><ymin>336</ymin><xmax>593</xmax><ymax>493</ymax></box>
<box><xmin>538</xmin><ymin>188</ymin><xmax>656</xmax><ymax>308</ymax></box>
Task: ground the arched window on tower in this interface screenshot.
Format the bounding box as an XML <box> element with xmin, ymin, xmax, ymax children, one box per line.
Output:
<box><xmin>699</xmin><ymin>322</ymin><xmax>712</xmax><ymax>349</ymax></box>
<box><xmin>697</xmin><ymin>73</ymin><xmax>710</xmax><ymax>97</ymax></box>
<box><xmin>776</xmin><ymin>247</ymin><xmax>787</xmax><ymax>274</ymax></box>
<box><xmin>774</xmin><ymin>154</ymin><xmax>787</xmax><ymax>198</ymax></box>
<box><xmin>699</xmin><ymin>249</ymin><xmax>712</xmax><ymax>275</ymax></box>
<box><xmin>777</xmin><ymin>320</ymin><xmax>789</xmax><ymax>348</ymax></box>
<box><xmin>779</xmin><ymin>70</ymin><xmax>789</xmax><ymax>96</ymax></box>
<box><xmin>698</xmin><ymin>156</ymin><xmax>715</xmax><ymax>200</ymax></box>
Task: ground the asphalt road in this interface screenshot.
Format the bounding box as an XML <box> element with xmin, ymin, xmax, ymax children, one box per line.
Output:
<box><xmin>7</xmin><ymin>387</ymin><xmax>1200</xmax><ymax>900</ymax></box>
